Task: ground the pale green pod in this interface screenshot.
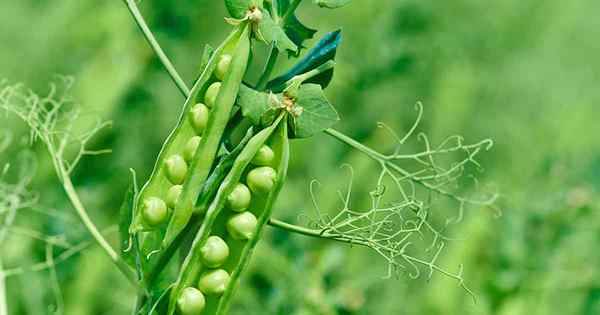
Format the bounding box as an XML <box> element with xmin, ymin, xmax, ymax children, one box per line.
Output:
<box><xmin>142</xmin><ymin>197</ymin><xmax>168</xmax><ymax>227</ymax></box>
<box><xmin>200</xmin><ymin>236</ymin><xmax>230</xmax><ymax>268</ymax></box>
<box><xmin>204</xmin><ymin>82</ymin><xmax>221</xmax><ymax>108</ymax></box>
<box><xmin>177</xmin><ymin>287</ymin><xmax>206</xmax><ymax>315</ymax></box>
<box><xmin>166</xmin><ymin>185</ymin><xmax>183</xmax><ymax>209</ymax></box>
<box><xmin>198</xmin><ymin>269</ymin><xmax>230</xmax><ymax>295</ymax></box>
<box><xmin>251</xmin><ymin>144</ymin><xmax>275</xmax><ymax>166</ymax></box>
<box><xmin>189</xmin><ymin>103</ymin><xmax>209</xmax><ymax>134</ymax></box>
<box><xmin>246</xmin><ymin>166</ymin><xmax>277</xmax><ymax>194</ymax></box>
<box><xmin>225</xmin><ymin>183</ymin><xmax>251</xmax><ymax>212</ymax></box>
<box><xmin>184</xmin><ymin>136</ymin><xmax>202</xmax><ymax>162</ymax></box>
<box><xmin>226</xmin><ymin>211</ymin><xmax>258</xmax><ymax>240</ymax></box>
<box><xmin>165</xmin><ymin>154</ymin><xmax>188</xmax><ymax>185</ymax></box>
<box><xmin>214</xmin><ymin>54</ymin><xmax>232</xmax><ymax>81</ymax></box>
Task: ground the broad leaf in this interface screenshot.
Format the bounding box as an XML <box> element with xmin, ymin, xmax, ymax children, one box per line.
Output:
<box><xmin>258</xmin><ymin>9</ymin><xmax>298</xmax><ymax>53</ymax></box>
<box><xmin>291</xmin><ymin>84</ymin><xmax>340</xmax><ymax>138</ymax></box>
<box><xmin>237</xmin><ymin>85</ymin><xmax>271</xmax><ymax>125</ymax></box>
<box><xmin>268</xmin><ymin>30</ymin><xmax>342</xmax><ymax>91</ymax></box>
<box><xmin>315</xmin><ymin>0</ymin><xmax>352</xmax><ymax>9</ymax></box>
<box><xmin>276</xmin><ymin>0</ymin><xmax>317</xmax><ymax>54</ymax></box>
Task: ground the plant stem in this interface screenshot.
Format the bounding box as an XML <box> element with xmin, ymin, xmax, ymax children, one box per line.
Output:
<box><xmin>0</xmin><ymin>258</ymin><xmax>7</xmax><ymax>315</ymax></box>
<box><xmin>57</xmin><ymin>162</ymin><xmax>140</xmax><ymax>290</ymax></box>
<box><xmin>324</xmin><ymin>128</ymin><xmax>387</xmax><ymax>161</ymax></box>
<box><xmin>123</xmin><ymin>0</ymin><xmax>190</xmax><ymax>97</ymax></box>
<box><xmin>267</xmin><ymin>218</ymin><xmax>371</xmax><ymax>247</ymax></box>
<box><xmin>256</xmin><ymin>46</ymin><xmax>280</xmax><ymax>90</ymax></box>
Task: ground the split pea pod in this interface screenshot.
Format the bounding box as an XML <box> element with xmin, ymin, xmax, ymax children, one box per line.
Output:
<box><xmin>161</xmin><ymin>24</ymin><xmax>252</xmax><ymax>249</ymax></box>
<box><xmin>128</xmin><ymin>25</ymin><xmax>248</xmax><ymax>237</ymax></box>
<box><xmin>167</xmin><ymin>115</ymin><xmax>285</xmax><ymax>315</ymax></box>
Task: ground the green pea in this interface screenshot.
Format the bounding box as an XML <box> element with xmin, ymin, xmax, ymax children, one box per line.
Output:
<box><xmin>142</xmin><ymin>197</ymin><xmax>168</xmax><ymax>226</ymax></box>
<box><xmin>177</xmin><ymin>287</ymin><xmax>206</xmax><ymax>315</ymax></box>
<box><xmin>251</xmin><ymin>144</ymin><xmax>275</xmax><ymax>166</ymax></box>
<box><xmin>189</xmin><ymin>103</ymin><xmax>209</xmax><ymax>134</ymax></box>
<box><xmin>184</xmin><ymin>136</ymin><xmax>202</xmax><ymax>163</ymax></box>
<box><xmin>246</xmin><ymin>166</ymin><xmax>277</xmax><ymax>194</ymax></box>
<box><xmin>200</xmin><ymin>236</ymin><xmax>230</xmax><ymax>268</ymax></box>
<box><xmin>198</xmin><ymin>269</ymin><xmax>230</xmax><ymax>295</ymax></box>
<box><xmin>226</xmin><ymin>211</ymin><xmax>258</xmax><ymax>240</ymax></box>
<box><xmin>204</xmin><ymin>82</ymin><xmax>221</xmax><ymax>108</ymax></box>
<box><xmin>165</xmin><ymin>154</ymin><xmax>188</xmax><ymax>185</ymax></box>
<box><xmin>214</xmin><ymin>54</ymin><xmax>232</xmax><ymax>81</ymax></box>
<box><xmin>225</xmin><ymin>183</ymin><xmax>251</xmax><ymax>212</ymax></box>
<box><xmin>166</xmin><ymin>185</ymin><xmax>183</xmax><ymax>209</ymax></box>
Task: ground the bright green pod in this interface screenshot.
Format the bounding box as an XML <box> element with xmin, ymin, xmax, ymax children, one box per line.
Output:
<box><xmin>246</xmin><ymin>166</ymin><xmax>277</xmax><ymax>194</ymax></box>
<box><xmin>204</xmin><ymin>82</ymin><xmax>222</xmax><ymax>108</ymax></box>
<box><xmin>226</xmin><ymin>211</ymin><xmax>258</xmax><ymax>240</ymax></box>
<box><xmin>166</xmin><ymin>185</ymin><xmax>183</xmax><ymax>209</ymax></box>
<box><xmin>189</xmin><ymin>103</ymin><xmax>209</xmax><ymax>134</ymax></box>
<box><xmin>198</xmin><ymin>269</ymin><xmax>230</xmax><ymax>295</ymax></box>
<box><xmin>214</xmin><ymin>54</ymin><xmax>232</xmax><ymax>81</ymax></box>
<box><xmin>165</xmin><ymin>154</ymin><xmax>188</xmax><ymax>185</ymax></box>
<box><xmin>142</xmin><ymin>197</ymin><xmax>168</xmax><ymax>227</ymax></box>
<box><xmin>177</xmin><ymin>287</ymin><xmax>206</xmax><ymax>315</ymax></box>
<box><xmin>200</xmin><ymin>236</ymin><xmax>230</xmax><ymax>268</ymax></box>
<box><xmin>251</xmin><ymin>144</ymin><xmax>275</xmax><ymax>166</ymax></box>
<box><xmin>184</xmin><ymin>136</ymin><xmax>202</xmax><ymax>162</ymax></box>
<box><xmin>225</xmin><ymin>183</ymin><xmax>251</xmax><ymax>212</ymax></box>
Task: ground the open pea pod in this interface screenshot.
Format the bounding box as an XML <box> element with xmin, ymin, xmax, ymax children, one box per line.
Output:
<box><xmin>167</xmin><ymin>115</ymin><xmax>287</xmax><ymax>315</ymax></box>
<box><xmin>128</xmin><ymin>24</ymin><xmax>252</xmax><ymax>251</ymax></box>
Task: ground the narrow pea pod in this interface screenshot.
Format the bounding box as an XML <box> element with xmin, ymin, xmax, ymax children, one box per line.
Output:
<box><xmin>213</xmin><ymin>119</ymin><xmax>290</xmax><ymax>315</ymax></box>
<box><xmin>161</xmin><ymin>24</ymin><xmax>252</xmax><ymax>249</ymax></box>
<box><xmin>167</xmin><ymin>115</ymin><xmax>285</xmax><ymax>315</ymax></box>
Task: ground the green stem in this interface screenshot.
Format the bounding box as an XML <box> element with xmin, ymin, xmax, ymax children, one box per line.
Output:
<box><xmin>123</xmin><ymin>0</ymin><xmax>190</xmax><ymax>97</ymax></box>
<box><xmin>267</xmin><ymin>218</ymin><xmax>371</xmax><ymax>248</ymax></box>
<box><xmin>324</xmin><ymin>128</ymin><xmax>387</xmax><ymax>161</ymax></box>
<box><xmin>256</xmin><ymin>46</ymin><xmax>280</xmax><ymax>90</ymax></box>
<box><xmin>0</xmin><ymin>258</ymin><xmax>7</xmax><ymax>315</ymax></box>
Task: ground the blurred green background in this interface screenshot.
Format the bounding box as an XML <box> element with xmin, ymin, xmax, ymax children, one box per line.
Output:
<box><xmin>1</xmin><ymin>0</ymin><xmax>599</xmax><ymax>314</ymax></box>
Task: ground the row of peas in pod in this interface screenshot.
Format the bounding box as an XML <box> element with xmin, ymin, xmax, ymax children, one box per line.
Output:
<box><xmin>137</xmin><ymin>52</ymin><xmax>232</xmax><ymax>231</ymax></box>
<box><xmin>177</xmin><ymin>144</ymin><xmax>279</xmax><ymax>315</ymax></box>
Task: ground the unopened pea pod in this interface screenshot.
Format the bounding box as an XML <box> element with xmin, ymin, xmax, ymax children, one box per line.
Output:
<box><xmin>166</xmin><ymin>115</ymin><xmax>284</xmax><ymax>315</ymax></box>
<box><xmin>212</xmin><ymin>119</ymin><xmax>290</xmax><ymax>315</ymax></box>
<box><xmin>161</xmin><ymin>24</ymin><xmax>252</xmax><ymax>249</ymax></box>
<box><xmin>128</xmin><ymin>43</ymin><xmax>219</xmax><ymax>233</ymax></box>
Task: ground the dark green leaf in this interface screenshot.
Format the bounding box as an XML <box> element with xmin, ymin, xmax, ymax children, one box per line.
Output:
<box><xmin>291</xmin><ymin>84</ymin><xmax>340</xmax><ymax>138</ymax></box>
<box><xmin>268</xmin><ymin>29</ymin><xmax>342</xmax><ymax>91</ymax></box>
<box><xmin>315</xmin><ymin>0</ymin><xmax>352</xmax><ymax>9</ymax></box>
<box><xmin>276</xmin><ymin>0</ymin><xmax>317</xmax><ymax>54</ymax></box>
<box><xmin>258</xmin><ymin>9</ymin><xmax>298</xmax><ymax>53</ymax></box>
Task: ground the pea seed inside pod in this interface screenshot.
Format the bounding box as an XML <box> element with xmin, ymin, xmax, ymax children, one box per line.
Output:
<box><xmin>166</xmin><ymin>185</ymin><xmax>183</xmax><ymax>209</ymax></box>
<box><xmin>189</xmin><ymin>103</ymin><xmax>209</xmax><ymax>134</ymax></box>
<box><xmin>214</xmin><ymin>54</ymin><xmax>232</xmax><ymax>81</ymax></box>
<box><xmin>200</xmin><ymin>236</ymin><xmax>230</xmax><ymax>268</ymax></box>
<box><xmin>184</xmin><ymin>136</ymin><xmax>202</xmax><ymax>162</ymax></box>
<box><xmin>251</xmin><ymin>144</ymin><xmax>275</xmax><ymax>166</ymax></box>
<box><xmin>204</xmin><ymin>82</ymin><xmax>222</xmax><ymax>108</ymax></box>
<box><xmin>165</xmin><ymin>154</ymin><xmax>188</xmax><ymax>184</ymax></box>
<box><xmin>177</xmin><ymin>287</ymin><xmax>206</xmax><ymax>315</ymax></box>
<box><xmin>226</xmin><ymin>211</ymin><xmax>258</xmax><ymax>240</ymax></box>
<box><xmin>142</xmin><ymin>197</ymin><xmax>168</xmax><ymax>226</ymax></box>
<box><xmin>226</xmin><ymin>183</ymin><xmax>252</xmax><ymax>212</ymax></box>
<box><xmin>246</xmin><ymin>166</ymin><xmax>277</xmax><ymax>194</ymax></box>
<box><xmin>198</xmin><ymin>269</ymin><xmax>231</xmax><ymax>295</ymax></box>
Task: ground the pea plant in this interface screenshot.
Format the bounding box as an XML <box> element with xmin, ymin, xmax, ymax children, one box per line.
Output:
<box><xmin>0</xmin><ymin>0</ymin><xmax>497</xmax><ymax>314</ymax></box>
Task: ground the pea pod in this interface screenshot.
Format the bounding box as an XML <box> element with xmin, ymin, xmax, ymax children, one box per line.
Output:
<box><xmin>161</xmin><ymin>24</ymin><xmax>252</xmax><ymax>249</ymax></box>
<box><xmin>213</xmin><ymin>119</ymin><xmax>289</xmax><ymax>315</ymax></box>
<box><xmin>167</xmin><ymin>115</ymin><xmax>285</xmax><ymax>315</ymax></box>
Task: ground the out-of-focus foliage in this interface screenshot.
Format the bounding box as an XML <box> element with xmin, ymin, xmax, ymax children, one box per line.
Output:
<box><xmin>1</xmin><ymin>0</ymin><xmax>599</xmax><ymax>314</ymax></box>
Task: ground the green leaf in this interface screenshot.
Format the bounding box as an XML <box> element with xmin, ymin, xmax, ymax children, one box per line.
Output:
<box><xmin>225</xmin><ymin>0</ymin><xmax>263</xmax><ymax>19</ymax></box>
<box><xmin>268</xmin><ymin>30</ymin><xmax>342</xmax><ymax>91</ymax></box>
<box><xmin>236</xmin><ymin>85</ymin><xmax>272</xmax><ymax>125</ymax></box>
<box><xmin>315</xmin><ymin>0</ymin><xmax>352</xmax><ymax>9</ymax></box>
<box><xmin>277</xmin><ymin>0</ymin><xmax>317</xmax><ymax>54</ymax></box>
<box><xmin>258</xmin><ymin>9</ymin><xmax>298</xmax><ymax>53</ymax></box>
<box><xmin>291</xmin><ymin>84</ymin><xmax>340</xmax><ymax>138</ymax></box>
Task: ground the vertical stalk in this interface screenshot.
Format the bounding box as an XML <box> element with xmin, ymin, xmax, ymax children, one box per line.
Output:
<box><xmin>0</xmin><ymin>258</ymin><xmax>7</xmax><ymax>315</ymax></box>
<box><xmin>256</xmin><ymin>46</ymin><xmax>279</xmax><ymax>90</ymax></box>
